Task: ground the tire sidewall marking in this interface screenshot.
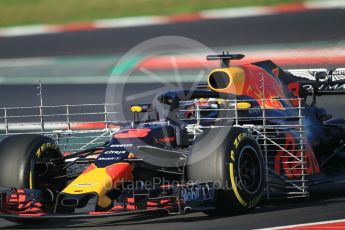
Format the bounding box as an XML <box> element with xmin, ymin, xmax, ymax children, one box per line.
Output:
<box><xmin>35</xmin><ymin>142</ymin><xmax>59</xmax><ymax>158</ymax></box>
<box><xmin>229</xmin><ymin>131</ymin><xmax>263</xmax><ymax>208</ymax></box>
<box><xmin>31</xmin><ymin>141</ymin><xmax>59</xmax><ymax>189</ymax></box>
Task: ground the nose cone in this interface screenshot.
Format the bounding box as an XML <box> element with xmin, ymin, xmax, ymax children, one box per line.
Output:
<box><xmin>62</xmin><ymin>163</ymin><xmax>133</xmax><ymax>208</ymax></box>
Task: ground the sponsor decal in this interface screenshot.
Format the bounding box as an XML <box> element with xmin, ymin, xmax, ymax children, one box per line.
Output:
<box><xmin>230</xmin><ymin>132</ymin><xmax>262</xmax><ymax>208</ymax></box>
<box><xmin>73</xmin><ymin>183</ymin><xmax>98</xmax><ymax>187</ymax></box>
<box><xmin>274</xmin><ymin>132</ymin><xmax>320</xmax><ymax>178</ymax></box>
<box><xmin>181</xmin><ymin>186</ymin><xmax>212</xmax><ymax>202</ymax></box>
<box><xmin>110</xmin><ymin>144</ymin><xmax>133</xmax><ymax>148</ymax></box>
<box><xmin>303</xmin><ymin>83</ymin><xmax>345</xmax><ymax>92</ymax></box>
<box><xmin>104</xmin><ymin>150</ymin><xmax>127</xmax><ymax>155</ymax></box>
<box><xmin>247</xmin><ymin>194</ymin><xmax>262</xmax><ymax>208</ymax></box>
<box><xmin>248</xmin><ymin>107</ymin><xmax>261</xmax><ymax>114</ymax></box>
<box><xmin>36</xmin><ymin>142</ymin><xmax>59</xmax><ymax>158</ymax></box>
<box><xmin>233</xmin><ymin>133</ymin><xmax>247</xmax><ymax>148</ymax></box>
<box><xmin>98</xmin><ymin>157</ymin><xmax>122</xmax><ymax>161</ymax></box>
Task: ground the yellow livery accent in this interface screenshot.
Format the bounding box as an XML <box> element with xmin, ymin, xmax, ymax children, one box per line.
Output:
<box><xmin>236</xmin><ymin>102</ymin><xmax>251</xmax><ymax>109</ymax></box>
<box><xmin>208</xmin><ymin>67</ymin><xmax>245</xmax><ymax>95</ymax></box>
<box><xmin>29</xmin><ymin>171</ymin><xmax>33</xmax><ymax>189</ymax></box>
<box><xmin>131</xmin><ymin>105</ymin><xmax>142</xmax><ymax>113</ymax></box>
<box><xmin>62</xmin><ymin>167</ymin><xmax>113</xmax><ymax>208</ymax></box>
<box><xmin>229</xmin><ymin>162</ymin><xmax>247</xmax><ymax>207</ymax></box>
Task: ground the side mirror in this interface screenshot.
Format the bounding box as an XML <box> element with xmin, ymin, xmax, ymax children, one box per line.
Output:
<box><xmin>130</xmin><ymin>104</ymin><xmax>155</xmax><ymax>123</ymax></box>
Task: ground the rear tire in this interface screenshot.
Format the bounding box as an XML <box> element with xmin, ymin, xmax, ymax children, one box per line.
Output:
<box><xmin>188</xmin><ymin>127</ymin><xmax>264</xmax><ymax>215</ymax></box>
<box><xmin>0</xmin><ymin>134</ymin><xmax>66</xmax><ymax>224</ymax></box>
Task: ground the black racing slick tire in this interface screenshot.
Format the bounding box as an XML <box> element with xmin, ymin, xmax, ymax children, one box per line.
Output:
<box><xmin>0</xmin><ymin>134</ymin><xmax>66</xmax><ymax>224</ymax></box>
<box><xmin>188</xmin><ymin>127</ymin><xmax>265</xmax><ymax>215</ymax></box>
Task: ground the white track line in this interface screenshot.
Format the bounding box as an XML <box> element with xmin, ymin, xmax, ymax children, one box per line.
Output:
<box><xmin>256</xmin><ymin>218</ymin><xmax>345</xmax><ymax>230</ymax></box>
<box><xmin>200</xmin><ymin>6</ymin><xmax>275</xmax><ymax>19</ymax></box>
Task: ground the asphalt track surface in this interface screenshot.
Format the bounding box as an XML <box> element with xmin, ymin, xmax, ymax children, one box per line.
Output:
<box><xmin>0</xmin><ymin>9</ymin><xmax>344</xmax><ymax>58</ymax></box>
<box><xmin>0</xmin><ymin>9</ymin><xmax>345</xmax><ymax>230</ymax></box>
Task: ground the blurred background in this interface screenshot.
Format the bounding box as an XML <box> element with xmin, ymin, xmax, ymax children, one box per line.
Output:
<box><xmin>0</xmin><ymin>0</ymin><xmax>344</xmax><ymax>116</ymax></box>
<box><xmin>0</xmin><ymin>0</ymin><xmax>310</xmax><ymax>27</ymax></box>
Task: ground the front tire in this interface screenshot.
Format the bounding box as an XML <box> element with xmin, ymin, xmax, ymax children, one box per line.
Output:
<box><xmin>188</xmin><ymin>127</ymin><xmax>265</xmax><ymax>215</ymax></box>
<box><xmin>0</xmin><ymin>134</ymin><xmax>66</xmax><ymax>224</ymax></box>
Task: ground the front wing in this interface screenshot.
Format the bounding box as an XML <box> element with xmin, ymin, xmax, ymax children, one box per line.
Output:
<box><xmin>0</xmin><ymin>183</ymin><xmax>215</xmax><ymax>220</ymax></box>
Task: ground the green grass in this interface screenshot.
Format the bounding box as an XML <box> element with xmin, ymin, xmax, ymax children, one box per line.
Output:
<box><xmin>0</xmin><ymin>0</ymin><xmax>305</xmax><ymax>27</ymax></box>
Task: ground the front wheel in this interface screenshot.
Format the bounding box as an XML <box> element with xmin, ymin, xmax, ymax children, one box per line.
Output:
<box><xmin>0</xmin><ymin>134</ymin><xmax>67</xmax><ymax>224</ymax></box>
<box><xmin>188</xmin><ymin>127</ymin><xmax>265</xmax><ymax>215</ymax></box>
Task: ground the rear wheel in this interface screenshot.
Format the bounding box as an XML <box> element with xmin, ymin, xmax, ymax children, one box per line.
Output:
<box><xmin>0</xmin><ymin>134</ymin><xmax>66</xmax><ymax>224</ymax></box>
<box><xmin>188</xmin><ymin>127</ymin><xmax>264</xmax><ymax>215</ymax></box>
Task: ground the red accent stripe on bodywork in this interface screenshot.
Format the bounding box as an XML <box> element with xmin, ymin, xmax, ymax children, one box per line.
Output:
<box><xmin>105</xmin><ymin>163</ymin><xmax>133</xmax><ymax>186</ymax></box>
<box><xmin>114</xmin><ymin>128</ymin><xmax>151</xmax><ymax>138</ymax></box>
<box><xmin>70</xmin><ymin>122</ymin><xmax>119</xmax><ymax>130</ymax></box>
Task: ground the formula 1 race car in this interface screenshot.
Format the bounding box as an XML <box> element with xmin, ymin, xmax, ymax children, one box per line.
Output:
<box><xmin>0</xmin><ymin>53</ymin><xmax>345</xmax><ymax>224</ymax></box>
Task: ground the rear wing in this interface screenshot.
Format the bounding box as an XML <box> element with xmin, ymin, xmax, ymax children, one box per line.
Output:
<box><xmin>285</xmin><ymin>68</ymin><xmax>345</xmax><ymax>96</ymax></box>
